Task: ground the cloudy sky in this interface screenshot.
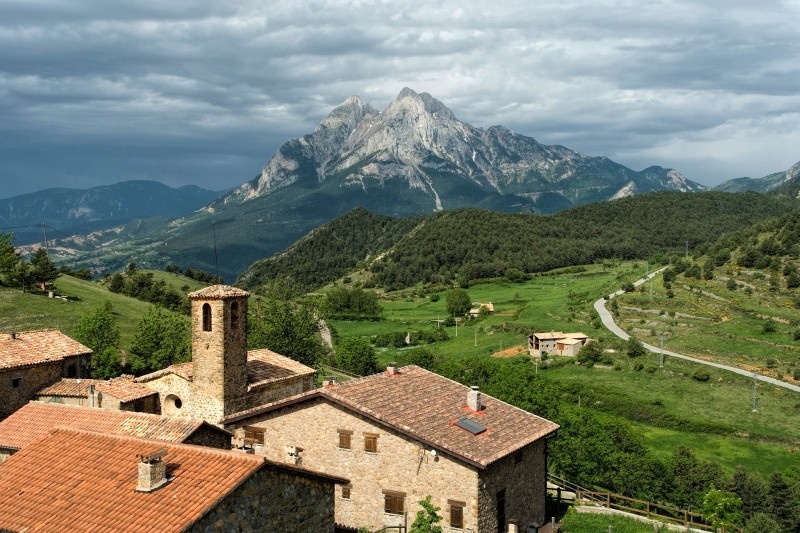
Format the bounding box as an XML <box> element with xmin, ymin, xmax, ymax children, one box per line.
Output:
<box><xmin>2</xmin><ymin>0</ymin><xmax>799</xmax><ymax>199</ymax></box>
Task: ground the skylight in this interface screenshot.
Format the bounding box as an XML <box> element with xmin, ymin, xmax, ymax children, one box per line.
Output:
<box><xmin>456</xmin><ymin>417</ymin><xmax>486</xmax><ymax>435</ymax></box>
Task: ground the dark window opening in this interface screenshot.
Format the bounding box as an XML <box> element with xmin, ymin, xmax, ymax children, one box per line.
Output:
<box><xmin>66</xmin><ymin>363</ymin><xmax>77</xmax><ymax>378</ymax></box>
<box><xmin>230</xmin><ymin>301</ymin><xmax>240</xmax><ymax>329</ymax></box>
<box><xmin>342</xmin><ymin>484</ymin><xmax>352</xmax><ymax>500</ymax></box>
<box><xmin>449</xmin><ymin>500</ymin><xmax>465</xmax><ymax>529</ymax></box>
<box><xmin>514</xmin><ymin>450</ymin><xmax>524</xmax><ymax>464</ymax></box>
<box><xmin>496</xmin><ymin>489</ymin><xmax>506</xmax><ymax>533</ymax></box>
<box><xmin>202</xmin><ymin>303</ymin><xmax>212</xmax><ymax>331</ymax></box>
<box><xmin>174</xmin><ymin>398</ymin><xmax>182</xmax><ymax>409</ymax></box>
<box><xmin>11</xmin><ymin>377</ymin><xmax>21</xmax><ymax>388</ymax></box>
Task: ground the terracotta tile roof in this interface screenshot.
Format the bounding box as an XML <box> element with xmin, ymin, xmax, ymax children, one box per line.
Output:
<box><xmin>136</xmin><ymin>361</ymin><xmax>193</xmax><ymax>383</ymax></box>
<box><xmin>531</xmin><ymin>331</ymin><xmax>566</xmax><ymax>340</ymax></box>
<box><xmin>0</xmin><ymin>329</ymin><xmax>91</xmax><ymax>370</ymax></box>
<box><xmin>0</xmin><ymin>428</ymin><xmax>266</xmax><ymax>533</ymax></box>
<box><xmin>247</xmin><ymin>348</ymin><xmax>316</xmax><ymax>389</ymax></box>
<box><xmin>187</xmin><ymin>284</ymin><xmax>249</xmax><ymax>299</ymax></box>
<box><xmin>225</xmin><ymin>366</ymin><xmax>559</xmax><ymax>468</ymax></box>
<box><xmin>36</xmin><ymin>375</ymin><xmax>157</xmax><ymax>402</ymax></box>
<box><xmin>0</xmin><ymin>402</ymin><xmax>226</xmax><ymax>452</ymax></box>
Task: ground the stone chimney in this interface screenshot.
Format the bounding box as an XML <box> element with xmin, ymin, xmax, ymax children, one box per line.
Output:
<box><xmin>285</xmin><ymin>445</ymin><xmax>303</xmax><ymax>466</ymax></box>
<box><xmin>322</xmin><ymin>376</ymin><xmax>338</xmax><ymax>387</ymax></box>
<box><xmin>386</xmin><ymin>363</ymin><xmax>398</xmax><ymax>376</ymax></box>
<box><xmin>467</xmin><ymin>386</ymin><xmax>482</xmax><ymax>411</ymax></box>
<box><xmin>10</xmin><ymin>332</ymin><xmax>17</xmax><ymax>340</ymax></box>
<box><xmin>87</xmin><ymin>384</ymin><xmax>96</xmax><ymax>408</ymax></box>
<box><xmin>136</xmin><ymin>449</ymin><xmax>169</xmax><ymax>492</ymax></box>
<box><xmin>507</xmin><ymin>520</ymin><xmax>518</xmax><ymax>533</ymax></box>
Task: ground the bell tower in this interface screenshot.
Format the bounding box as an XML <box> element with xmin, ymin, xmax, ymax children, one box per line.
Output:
<box><xmin>187</xmin><ymin>285</ymin><xmax>249</xmax><ymax>422</ymax></box>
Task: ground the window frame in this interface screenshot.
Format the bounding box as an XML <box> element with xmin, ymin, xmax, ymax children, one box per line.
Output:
<box><xmin>448</xmin><ymin>500</ymin><xmax>465</xmax><ymax>529</ymax></box>
<box><xmin>383</xmin><ymin>490</ymin><xmax>406</xmax><ymax>515</ymax></box>
<box><xmin>243</xmin><ymin>425</ymin><xmax>265</xmax><ymax>445</ymax></box>
<box><xmin>337</xmin><ymin>429</ymin><xmax>353</xmax><ymax>450</ymax></box>
<box><xmin>341</xmin><ymin>484</ymin><xmax>352</xmax><ymax>500</ymax></box>
<box><xmin>364</xmin><ymin>433</ymin><xmax>379</xmax><ymax>453</ymax></box>
<box><xmin>11</xmin><ymin>376</ymin><xmax>22</xmax><ymax>389</ymax></box>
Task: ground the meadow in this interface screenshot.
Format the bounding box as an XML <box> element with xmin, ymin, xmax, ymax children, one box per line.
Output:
<box><xmin>328</xmin><ymin>263</ymin><xmax>800</xmax><ymax>477</ymax></box>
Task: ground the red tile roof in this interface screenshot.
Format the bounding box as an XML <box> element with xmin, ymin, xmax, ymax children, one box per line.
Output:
<box><xmin>0</xmin><ymin>402</ymin><xmax>226</xmax><ymax>452</ymax></box>
<box><xmin>36</xmin><ymin>375</ymin><xmax>156</xmax><ymax>402</ymax></box>
<box><xmin>187</xmin><ymin>284</ymin><xmax>249</xmax><ymax>299</ymax></box>
<box><xmin>224</xmin><ymin>366</ymin><xmax>559</xmax><ymax>468</ymax></box>
<box><xmin>247</xmin><ymin>348</ymin><xmax>316</xmax><ymax>389</ymax></box>
<box><xmin>0</xmin><ymin>429</ymin><xmax>265</xmax><ymax>532</ymax></box>
<box><xmin>0</xmin><ymin>329</ymin><xmax>91</xmax><ymax>370</ymax></box>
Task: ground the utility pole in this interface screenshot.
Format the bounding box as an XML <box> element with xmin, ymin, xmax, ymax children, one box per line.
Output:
<box><xmin>454</xmin><ymin>312</ymin><xmax>457</xmax><ymax>337</ymax></box>
<box><xmin>685</xmin><ymin>240</ymin><xmax>688</xmax><ymax>260</ymax></box>
<box><xmin>659</xmin><ymin>336</ymin><xmax>665</xmax><ymax>368</ymax></box>
<box><xmin>39</xmin><ymin>223</ymin><xmax>50</xmax><ymax>257</ymax></box>
<box><xmin>474</xmin><ymin>327</ymin><xmax>477</xmax><ymax>347</ymax></box>
<box><xmin>751</xmin><ymin>373</ymin><xmax>758</xmax><ymax>412</ymax></box>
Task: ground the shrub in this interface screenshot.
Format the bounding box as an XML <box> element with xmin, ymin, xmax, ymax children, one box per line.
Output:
<box><xmin>762</xmin><ymin>319</ymin><xmax>777</xmax><ymax>334</ymax></box>
<box><xmin>692</xmin><ymin>371</ymin><xmax>711</xmax><ymax>382</ymax></box>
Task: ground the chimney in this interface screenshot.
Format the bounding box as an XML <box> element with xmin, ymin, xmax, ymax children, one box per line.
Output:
<box><xmin>323</xmin><ymin>376</ymin><xmax>338</xmax><ymax>387</ymax></box>
<box><xmin>285</xmin><ymin>445</ymin><xmax>303</xmax><ymax>465</ymax></box>
<box><xmin>136</xmin><ymin>449</ymin><xmax>169</xmax><ymax>492</ymax></box>
<box><xmin>88</xmin><ymin>384</ymin><xmax>96</xmax><ymax>408</ymax></box>
<box><xmin>10</xmin><ymin>332</ymin><xmax>16</xmax><ymax>340</ymax></box>
<box><xmin>467</xmin><ymin>386</ymin><xmax>482</xmax><ymax>411</ymax></box>
<box><xmin>386</xmin><ymin>363</ymin><xmax>398</xmax><ymax>376</ymax></box>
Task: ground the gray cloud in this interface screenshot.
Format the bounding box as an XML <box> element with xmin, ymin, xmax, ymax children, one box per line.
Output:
<box><xmin>1</xmin><ymin>0</ymin><xmax>799</xmax><ymax>198</ymax></box>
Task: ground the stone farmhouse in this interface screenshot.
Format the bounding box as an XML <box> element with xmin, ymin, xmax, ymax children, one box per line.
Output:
<box><xmin>0</xmin><ymin>401</ymin><xmax>231</xmax><ymax>462</ymax></box>
<box><xmin>134</xmin><ymin>285</ymin><xmax>316</xmax><ymax>425</ymax></box>
<box><xmin>0</xmin><ymin>329</ymin><xmax>92</xmax><ymax>419</ymax></box>
<box><xmin>222</xmin><ymin>365</ymin><xmax>560</xmax><ymax>533</ymax></box>
<box><xmin>0</xmin><ymin>428</ymin><xmax>346</xmax><ymax>532</ymax></box>
<box><xmin>528</xmin><ymin>332</ymin><xmax>589</xmax><ymax>357</ymax></box>
<box><xmin>36</xmin><ymin>374</ymin><xmax>159</xmax><ymax>412</ymax></box>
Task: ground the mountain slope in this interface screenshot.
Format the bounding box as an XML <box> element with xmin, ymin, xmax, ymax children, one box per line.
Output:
<box><xmin>713</xmin><ymin>160</ymin><xmax>800</xmax><ymax>195</ymax></box>
<box><xmin>1</xmin><ymin>181</ymin><xmax>221</xmax><ymax>245</ymax></box>
<box><xmin>238</xmin><ymin>191</ymin><xmax>799</xmax><ymax>292</ymax></box>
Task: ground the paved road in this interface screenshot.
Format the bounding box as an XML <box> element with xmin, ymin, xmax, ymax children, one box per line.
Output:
<box><xmin>593</xmin><ymin>268</ymin><xmax>800</xmax><ymax>393</ymax></box>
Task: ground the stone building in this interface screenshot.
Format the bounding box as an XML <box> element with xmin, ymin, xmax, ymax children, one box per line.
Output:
<box><xmin>223</xmin><ymin>365</ymin><xmax>560</xmax><ymax>533</ymax></box>
<box><xmin>135</xmin><ymin>285</ymin><xmax>316</xmax><ymax>425</ymax></box>
<box><xmin>0</xmin><ymin>401</ymin><xmax>231</xmax><ymax>462</ymax></box>
<box><xmin>0</xmin><ymin>428</ymin><xmax>346</xmax><ymax>532</ymax></box>
<box><xmin>528</xmin><ymin>332</ymin><xmax>589</xmax><ymax>357</ymax></box>
<box><xmin>0</xmin><ymin>329</ymin><xmax>92</xmax><ymax>419</ymax></box>
<box><xmin>36</xmin><ymin>374</ymin><xmax>159</xmax><ymax>412</ymax></box>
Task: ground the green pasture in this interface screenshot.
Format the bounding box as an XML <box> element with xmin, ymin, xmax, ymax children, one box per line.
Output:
<box><xmin>561</xmin><ymin>510</ymin><xmax>662</xmax><ymax>533</ymax></box>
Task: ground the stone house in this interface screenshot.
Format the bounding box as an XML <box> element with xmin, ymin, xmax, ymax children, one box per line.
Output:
<box><xmin>222</xmin><ymin>365</ymin><xmax>559</xmax><ymax>533</ymax></box>
<box><xmin>469</xmin><ymin>302</ymin><xmax>495</xmax><ymax>317</ymax></box>
<box><xmin>0</xmin><ymin>428</ymin><xmax>346</xmax><ymax>532</ymax></box>
<box><xmin>528</xmin><ymin>332</ymin><xmax>589</xmax><ymax>358</ymax></box>
<box><xmin>0</xmin><ymin>401</ymin><xmax>231</xmax><ymax>462</ymax></box>
<box><xmin>0</xmin><ymin>329</ymin><xmax>92</xmax><ymax>419</ymax></box>
<box><xmin>36</xmin><ymin>374</ymin><xmax>159</xmax><ymax>412</ymax></box>
<box><xmin>135</xmin><ymin>285</ymin><xmax>316</xmax><ymax>425</ymax></box>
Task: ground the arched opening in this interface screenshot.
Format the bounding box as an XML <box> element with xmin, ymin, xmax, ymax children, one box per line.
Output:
<box><xmin>230</xmin><ymin>301</ymin><xmax>240</xmax><ymax>330</ymax></box>
<box><xmin>164</xmin><ymin>394</ymin><xmax>183</xmax><ymax>416</ymax></box>
<box><xmin>202</xmin><ymin>303</ymin><xmax>212</xmax><ymax>331</ymax></box>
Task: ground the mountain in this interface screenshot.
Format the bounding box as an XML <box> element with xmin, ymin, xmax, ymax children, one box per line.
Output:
<box><xmin>238</xmin><ymin>191</ymin><xmax>799</xmax><ymax>292</ymax></box>
<box><xmin>1</xmin><ymin>181</ymin><xmax>222</xmax><ymax>245</ymax></box>
<box><xmin>222</xmin><ymin>87</ymin><xmax>704</xmax><ymax>213</ymax></box>
<box><xmin>35</xmin><ymin>89</ymin><xmax>707</xmax><ymax>280</ymax></box>
<box><xmin>713</xmin><ymin>160</ymin><xmax>800</xmax><ymax>195</ymax></box>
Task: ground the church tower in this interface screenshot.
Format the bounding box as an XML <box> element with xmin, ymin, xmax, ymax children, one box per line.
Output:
<box><xmin>187</xmin><ymin>285</ymin><xmax>249</xmax><ymax>421</ymax></box>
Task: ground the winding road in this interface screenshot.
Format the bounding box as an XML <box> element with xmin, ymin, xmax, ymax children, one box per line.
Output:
<box><xmin>594</xmin><ymin>267</ymin><xmax>800</xmax><ymax>393</ymax></box>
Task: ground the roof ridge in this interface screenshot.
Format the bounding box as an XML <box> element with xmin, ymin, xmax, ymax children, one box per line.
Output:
<box><xmin>0</xmin><ymin>327</ymin><xmax>60</xmax><ymax>335</ymax></box>
<box><xmin>21</xmin><ymin>401</ymin><xmax>205</xmax><ymax>426</ymax></box>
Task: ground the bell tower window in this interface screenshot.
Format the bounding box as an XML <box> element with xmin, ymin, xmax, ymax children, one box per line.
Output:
<box><xmin>202</xmin><ymin>303</ymin><xmax>212</xmax><ymax>331</ymax></box>
<box><xmin>231</xmin><ymin>301</ymin><xmax>240</xmax><ymax>330</ymax></box>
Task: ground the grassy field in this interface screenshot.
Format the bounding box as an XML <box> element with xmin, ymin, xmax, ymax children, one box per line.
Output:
<box><xmin>560</xmin><ymin>510</ymin><xmax>666</xmax><ymax>533</ymax></box>
<box><xmin>0</xmin><ymin>271</ymin><xmax>195</xmax><ymax>352</ymax></box>
<box><xmin>329</xmin><ymin>262</ymin><xmax>800</xmax><ymax>477</ymax></box>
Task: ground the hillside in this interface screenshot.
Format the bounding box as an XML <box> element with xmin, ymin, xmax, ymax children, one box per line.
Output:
<box><xmin>239</xmin><ymin>191</ymin><xmax>799</xmax><ymax>292</ymax></box>
<box><xmin>2</xmin><ymin>180</ymin><xmax>221</xmax><ymax>246</ymax></box>
<box><xmin>714</xmin><ymin>159</ymin><xmax>800</xmax><ymax>196</ymax></box>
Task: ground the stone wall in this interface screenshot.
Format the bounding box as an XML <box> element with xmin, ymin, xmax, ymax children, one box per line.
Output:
<box><xmin>229</xmin><ymin>398</ymin><xmax>483</xmax><ymax>532</ymax></box>
<box><xmin>187</xmin><ymin>462</ymin><xmax>336</xmax><ymax>533</ymax></box>
<box><xmin>138</xmin><ymin>373</ymin><xmax>196</xmax><ymax>419</ymax></box>
<box><xmin>184</xmin><ymin>425</ymin><xmax>232</xmax><ymax>450</ymax></box>
<box><xmin>244</xmin><ymin>374</ymin><xmax>316</xmax><ymax>411</ymax></box>
<box><xmin>0</xmin><ymin>355</ymin><xmax>85</xmax><ymax>420</ymax></box>
<box><xmin>478</xmin><ymin>439</ymin><xmax>548</xmax><ymax>532</ymax></box>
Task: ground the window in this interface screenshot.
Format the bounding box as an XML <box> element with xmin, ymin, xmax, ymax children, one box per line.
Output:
<box><xmin>11</xmin><ymin>377</ymin><xmax>21</xmax><ymax>388</ymax></box>
<box><xmin>383</xmin><ymin>491</ymin><xmax>405</xmax><ymax>515</ymax></box>
<box><xmin>364</xmin><ymin>433</ymin><xmax>378</xmax><ymax>453</ymax></box>
<box><xmin>230</xmin><ymin>301</ymin><xmax>240</xmax><ymax>329</ymax></box>
<box><xmin>338</xmin><ymin>429</ymin><xmax>352</xmax><ymax>449</ymax></box>
<box><xmin>66</xmin><ymin>363</ymin><xmax>77</xmax><ymax>378</ymax></box>
<box><xmin>244</xmin><ymin>426</ymin><xmax>265</xmax><ymax>445</ymax></box>
<box><xmin>448</xmin><ymin>500</ymin><xmax>465</xmax><ymax>529</ymax></box>
<box><xmin>514</xmin><ymin>450</ymin><xmax>524</xmax><ymax>465</ymax></box>
<box><xmin>202</xmin><ymin>303</ymin><xmax>212</xmax><ymax>331</ymax></box>
<box><xmin>342</xmin><ymin>484</ymin><xmax>352</xmax><ymax>500</ymax></box>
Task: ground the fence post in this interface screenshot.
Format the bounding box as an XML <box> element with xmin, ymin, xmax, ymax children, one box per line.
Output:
<box><xmin>606</xmin><ymin>492</ymin><xmax>610</xmax><ymax>508</ymax></box>
<box><xmin>647</xmin><ymin>502</ymin><xmax>650</xmax><ymax>518</ymax></box>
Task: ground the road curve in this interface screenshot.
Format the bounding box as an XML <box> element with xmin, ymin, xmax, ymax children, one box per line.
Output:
<box><xmin>593</xmin><ymin>268</ymin><xmax>800</xmax><ymax>393</ymax></box>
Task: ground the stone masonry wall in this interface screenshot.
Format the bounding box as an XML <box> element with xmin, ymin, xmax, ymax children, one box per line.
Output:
<box><xmin>244</xmin><ymin>374</ymin><xmax>316</xmax><ymax>411</ymax></box>
<box><xmin>187</xmin><ymin>463</ymin><xmax>336</xmax><ymax>533</ymax></box>
<box><xmin>184</xmin><ymin>425</ymin><xmax>231</xmax><ymax>450</ymax></box>
<box><xmin>229</xmin><ymin>398</ymin><xmax>482</xmax><ymax>532</ymax></box>
<box><xmin>478</xmin><ymin>439</ymin><xmax>548</xmax><ymax>532</ymax></box>
<box><xmin>0</xmin><ymin>356</ymin><xmax>84</xmax><ymax>419</ymax></box>
<box><xmin>139</xmin><ymin>373</ymin><xmax>195</xmax><ymax>418</ymax></box>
